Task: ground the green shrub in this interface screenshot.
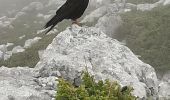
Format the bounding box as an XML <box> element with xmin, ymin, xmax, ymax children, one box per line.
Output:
<box><xmin>115</xmin><ymin>5</ymin><xmax>170</xmax><ymax>73</ymax></box>
<box><xmin>56</xmin><ymin>71</ymin><xmax>137</xmax><ymax>100</ymax></box>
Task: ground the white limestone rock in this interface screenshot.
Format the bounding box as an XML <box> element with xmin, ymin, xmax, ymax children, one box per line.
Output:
<box><xmin>36</xmin><ymin>25</ymin><xmax>158</xmax><ymax>98</ymax></box>
<box><xmin>136</xmin><ymin>0</ymin><xmax>169</xmax><ymax>11</ymax></box>
<box><xmin>158</xmin><ymin>81</ymin><xmax>170</xmax><ymax>99</ymax></box>
<box><xmin>164</xmin><ymin>0</ymin><xmax>170</xmax><ymax>5</ymax></box>
<box><xmin>158</xmin><ymin>71</ymin><xmax>170</xmax><ymax>99</ymax></box>
<box><xmin>6</xmin><ymin>43</ymin><xmax>14</xmax><ymax>47</ymax></box>
<box><xmin>21</xmin><ymin>2</ymin><xmax>44</xmax><ymax>12</ymax></box>
<box><xmin>24</xmin><ymin>37</ymin><xmax>42</xmax><ymax>48</ymax></box>
<box><xmin>137</xmin><ymin>4</ymin><xmax>157</xmax><ymax>11</ymax></box>
<box><xmin>89</xmin><ymin>0</ymin><xmax>113</xmax><ymax>8</ymax></box>
<box><xmin>0</xmin><ymin>51</ymin><xmax>3</xmax><ymax>60</ymax></box>
<box><xmin>0</xmin><ymin>44</ymin><xmax>12</xmax><ymax>60</ymax></box>
<box><xmin>0</xmin><ymin>45</ymin><xmax>7</xmax><ymax>53</ymax></box>
<box><xmin>82</xmin><ymin>3</ymin><xmax>122</xmax><ymax>37</ymax></box>
<box><xmin>95</xmin><ymin>14</ymin><xmax>122</xmax><ymax>37</ymax></box>
<box><xmin>0</xmin><ymin>66</ymin><xmax>52</xmax><ymax>100</ymax></box>
<box><xmin>0</xmin><ymin>16</ymin><xmax>14</xmax><ymax>28</ymax></box>
<box><xmin>81</xmin><ymin>6</ymin><xmax>108</xmax><ymax>23</ymax></box>
<box><xmin>12</xmin><ymin>46</ymin><xmax>25</xmax><ymax>54</ymax></box>
<box><xmin>19</xmin><ymin>35</ymin><xmax>26</xmax><ymax>39</ymax></box>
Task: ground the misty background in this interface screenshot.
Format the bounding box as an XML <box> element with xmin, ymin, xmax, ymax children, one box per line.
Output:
<box><xmin>0</xmin><ymin>0</ymin><xmax>170</xmax><ymax>78</ymax></box>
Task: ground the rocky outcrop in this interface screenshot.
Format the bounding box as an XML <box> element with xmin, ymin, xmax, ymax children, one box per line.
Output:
<box><xmin>0</xmin><ymin>66</ymin><xmax>53</xmax><ymax>100</ymax></box>
<box><xmin>0</xmin><ymin>25</ymin><xmax>160</xmax><ymax>99</ymax></box>
<box><xmin>82</xmin><ymin>3</ymin><xmax>122</xmax><ymax>38</ymax></box>
<box><xmin>12</xmin><ymin>46</ymin><xmax>25</xmax><ymax>54</ymax></box>
<box><xmin>0</xmin><ymin>44</ymin><xmax>12</xmax><ymax>60</ymax></box>
<box><xmin>36</xmin><ymin>25</ymin><xmax>158</xmax><ymax>98</ymax></box>
<box><xmin>1</xmin><ymin>0</ymin><xmax>170</xmax><ymax>99</ymax></box>
<box><xmin>24</xmin><ymin>37</ymin><xmax>42</xmax><ymax>48</ymax></box>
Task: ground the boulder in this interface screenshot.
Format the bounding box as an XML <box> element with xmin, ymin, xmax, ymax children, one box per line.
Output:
<box><xmin>36</xmin><ymin>25</ymin><xmax>158</xmax><ymax>98</ymax></box>
<box><xmin>0</xmin><ymin>66</ymin><xmax>53</xmax><ymax>100</ymax></box>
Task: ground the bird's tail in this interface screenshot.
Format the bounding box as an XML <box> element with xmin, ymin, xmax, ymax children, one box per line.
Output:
<box><xmin>44</xmin><ymin>25</ymin><xmax>55</xmax><ymax>34</ymax></box>
<box><xmin>44</xmin><ymin>15</ymin><xmax>61</xmax><ymax>34</ymax></box>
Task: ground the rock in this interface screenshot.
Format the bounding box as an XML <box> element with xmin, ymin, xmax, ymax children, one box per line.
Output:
<box><xmin>36</xmin><ymin>76</ymin><xmax>58</xmax><ymax>90</ymax></box>
<box><xmin>125</xmin><ymin>3</ymin><xmax>137</xmax><ymax>10</ymax></box>
<box><xmin>164</xmin><ymin>0</ymin><xmax>170</xmax><ymax>5</ymax></box>
<box><xmin>24</xmin><ymin>37</ymin><xmax>42</xmax><ymax>48</ymax></box>
<box><xmin>89</xmin><ymin>0</ymin><xmax>113</xmax><ymax>8</ymax></box>
<box><xmin>36</xmin><ymin>25</ymin><xmax>158</xmax><ymax>98</ymax></box>
<box><xmin>136</xmin><ymin>0</ymin><xmax>170</xmax><ymax>11</ymax></box>
<box><xmin>19</xmin><ymin>35</ymin><xmax>26</xmax><ymax>39</ymax></box>
<box><xmin>0</xmin><ymin>51</ymin><xmax>3</xmax><ymax>60</ymax></box>
<box><xmin>46</xmin><ymin>0</ymin><xmax>65</xmax><ymax>7</ymax></box>
<box><xmin>47</xmin><ymin>29</ymin><xmax>58</xmax><ymax>35</ymax></box>
<box><xmin>15</xmin><ymin>12</ymin><xmax>26</xmax><ymax>19</ymax></box>
<box><xmin>6</xmin><ymin>43</ymin><xmax>14</xmax><ymax>47</ymax></box>
<box><xmin>158</xmin><ymin>81</ymin><xmax>170</xmax><ymax>99</ymax></box>
<box><xmin>0</xmin><ymin>16</ymin><xmax>14</xmax><ymax>28</ymax></box>
<box><xmin>0</xmin><ymin>44</ymin><xmax>25</xmax><ymax>60</ymax></box>
<box><xmin>2</xmin><ymin>0</ymin><xmax>170</xmax><ymax>99</ymax></box>
<box><xmin>162</xmin><ymin>71</ymin><xmax>170</xmax><ymax>82</ymax></box>
<box><xmin>0</xmin><ymin>45</ymin><xmax>7</xmax><ymax>60</ymax></box>
<box><xmin>137</xmin><ymin>4</ymin><xmax>157</xmax><ymax>11</ymax></box>
<box><xmin>0</xmin><ymin>44</ymin><xmax>7</xmax><ymax>53</ymax></box>
<box><xmin>81</xmin><ymin>6</ymin><xmax>108</xmax><ymax>24</ymax></box>
<box><xmin>0</xmin><ymin>66</ymin><xmax>52</xmax><ymax>100</ymax></box>
<box><xmin>95</xmin><ymin>14</ymin><xmax>122</xmax><ymax>37</ymax></box>
<box><xmin>12</xmin><ymin>46</ymin><xmax>25</xmax><ymax>54</ymax></box>
<box><xmin>21</xmin><ymin>2</ymin><xmax>44</xmax><ymax>12</ymax></box>
<box><xmin>158</xmin><ymin>71</ymin><xmax>170</xmax><ymax>99</ymax></box>
<box><xmin>0</xmin><ymin>44</ymin><xmax>12</xmax><ymax>60</ymax></box>
<box><xmin>3</xmin><ymin>51</ymin><xmax>12</xmax><ymax>60</ymax></box>
<box><xmin>82</xmin><ymin>3</ymin><xmax>122</xmax><ymax>37</ymax></box>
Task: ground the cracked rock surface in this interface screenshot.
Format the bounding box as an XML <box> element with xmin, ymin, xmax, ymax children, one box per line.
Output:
<box><xmin>36</xmin><ymin>25</ymin><xmax>158</xmax><ymax>99</ymax></box>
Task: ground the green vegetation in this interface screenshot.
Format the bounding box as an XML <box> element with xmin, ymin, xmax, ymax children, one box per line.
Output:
<box><xmin>0</xmin><ymin>34</ymin><xmax>56</xmax><ymax>67</ymax></box>
<box><xmin>126</xmin><ymin>0</ymin><xmax>159</xmax><ymax>4</ymax></box>
<box><xmin>0</xmin><ymin>14</ymin><xmax>69</xmax><ymax>68</ymax></box>
<box><xmin>115</xmin><ymin>5</ymin><xmax>170</xmax><ymax>72</ymax></box>
<box><xmin>56</xmin><ymin>71</ymin><xmax>136</xmax><ymax>100</ymax></box>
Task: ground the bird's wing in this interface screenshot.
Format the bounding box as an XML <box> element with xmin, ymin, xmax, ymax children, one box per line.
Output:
<box><xmin>44</xmin><ymin>0</ymin><xmax>80</xmax><ymax>28</ymax></box>
<box><xmin>44</xmin><ymin>0</ymin><xmax>81</xmax><ymax>34</ymax></box>
<box><xmin>55</xmin><ymin>0</ymin><xmax>81</xmax><ymax>18</ymax></box>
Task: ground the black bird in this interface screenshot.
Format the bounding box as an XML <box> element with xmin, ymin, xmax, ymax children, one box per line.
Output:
<box><xmin>44</xmin><ymin>0</ymin><xmax>89</xmax><ymax>34</ymax></box>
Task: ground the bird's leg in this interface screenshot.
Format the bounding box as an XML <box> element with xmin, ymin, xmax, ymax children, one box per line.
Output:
<box><xmin>72</xmin><ymin>19</ymin><xmax>81</xmax><ymax>26</ymax></box>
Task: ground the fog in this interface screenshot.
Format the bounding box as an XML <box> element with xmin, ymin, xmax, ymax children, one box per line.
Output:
<box><xmin>0</xmin><ymin>0</ymin><xmax>48</xmax><ymax>17</ymax></box>
<box><xmin>0</xmin><ymin>0</ymin><xmax>169</xmax><ymax>76</ymax></box>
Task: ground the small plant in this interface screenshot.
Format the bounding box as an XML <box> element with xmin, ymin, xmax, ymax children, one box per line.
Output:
<box><xmin>56</xmin><ymin>71</ymin><xmax>137</xmax><ymax>100</ymax></box>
